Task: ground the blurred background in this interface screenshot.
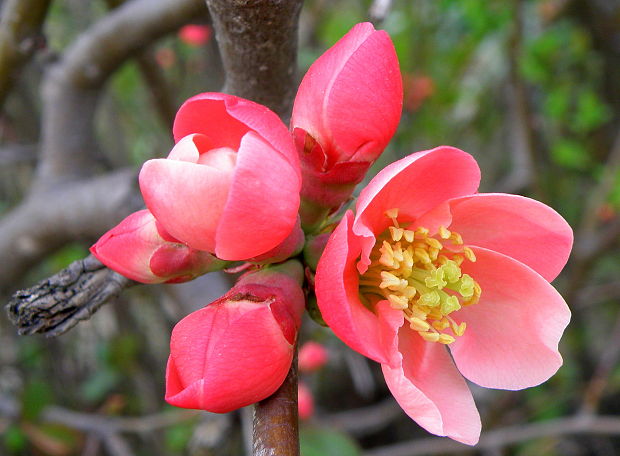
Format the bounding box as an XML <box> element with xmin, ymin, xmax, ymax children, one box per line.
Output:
<box><xmin>1</xmin><ymin>0</ymin><xmax>620</xmax><ymax>454</ymax></box>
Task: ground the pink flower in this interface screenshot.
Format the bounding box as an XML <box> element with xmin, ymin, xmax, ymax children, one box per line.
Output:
<box><xmin>178</xmin><ymin>24</ymin><xmax>212</xmax><ymax>47</ymax></box>
<box><xmin>315</xmin><ymin>146</ymin><xmax>572</xmax><ymax>444</ymax></box>
<box><xmin>139</xmin><ymin>93</ymin><xmax>301</xmax><ymax>260</ymax></box>
<box><xmin>298</xmin><ymin>341</ymin><xmax>329</xmax><ymax>373</ymax></box>
<box><xmin>166</xmin><ymin>261</ymin><xmax>305</xmax><ymax>412</ymax></box>
<box><xmin>297</xmin><ymin>382</ymin><xmax>314</xmax><ymax>420</ymax></box>
<box><xmin>291</xmin><ymin>22</ymin><xmax>402</xmax><ymax>223</ymax></box>
<box><xmin>90</xmin><ymin>210</ymin><xmax>225</xmax><ymax>284</ymax></box>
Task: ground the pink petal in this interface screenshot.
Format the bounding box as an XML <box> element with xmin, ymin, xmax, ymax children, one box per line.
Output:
<box><xmin>315</xmin><ymin>212</ymin><xmax>403</xmax><ymax>365</ymax></box>
<box><xmin>214</xmin><ymin>132</ymin><xmax>300</xmax><ymax>260</ymax></box>
<box><xmin>353</xmin><ymin>147</ymin><xmax>480</xmax><ymax>271</ymax></box>
<box><xmin>165</xmin><ymin>299</ymin><xmax>294</xmax><ymax>412</ymax></box>
<box><xmin>167</xmin><ymin>134</ymin><xmax>203</xmax><ymax>162</ymax></box>
<box><xmin>90</xmin><ymin>210</ymin><xmax>162</xmax><ymax>283</ymax></box>
<box><xmin>139</xmin><ymin>158</ymin><xmax>233</xmax><ymax>252</ymax></box>
<box><xmin>382</xmin><ymin>327</ymin><xmax>481</xmax><ymax>445</ymax></box>
<box><xmin>173</xmin><ymin>93</ymin><xmax>300</xmax><ymax>178</ymax></box>
<box><xmin>450</xmin><ymin>247</ymin><xmax>571</xmax><ymax>390</ymax></box>
<box><xmin>447</xmin><ymin>193</ymin><xmax>573</xmax><ymax>282</ymax></box>
<box><xmin>292</xmin><ymin>22</ymin><xmax>402</xmax><ymax>167</ymax></box>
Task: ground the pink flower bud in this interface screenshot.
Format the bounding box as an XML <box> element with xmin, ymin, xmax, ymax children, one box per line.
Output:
<box><xmin>297</xmin><ymin>382</ymin><xmax>314</xmax><ymax>420</ymax></box>
<box><xmin>165</xmin><ymin>261</ymin><xmax>305</xmax><ymax>413</ymax></box>
<box><xmin>90</xmin><ymin>210</ymin><xmax>226</xmax><ymax>284</ymax></box>
<box><xmin>140</xmin><ymin>93</ymin><xmax>301</xmax><ymax>261</ymax></box>
<box><xmin>298</xmin><ymin>342</ymin><xmax>329</xmax><ymax>373</ymax></box>
<box><xmin>291</xmin><ymin>22</ymin><xmax>402</xmax><ymax>226</ymax></box>
<box><xmin>178</xmin><ymin>24</ymin><xmax>211</xmax><ymax>47</ymax></box>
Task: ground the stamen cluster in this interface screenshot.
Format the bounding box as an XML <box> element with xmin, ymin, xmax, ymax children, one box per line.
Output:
<box><xmin>359</xmin><ymin>209</ymin><xmax>481</xmax><ymax>344</ymax></box>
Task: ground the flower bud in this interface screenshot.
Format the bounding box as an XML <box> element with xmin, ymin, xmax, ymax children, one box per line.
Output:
<box><xmin>90</xmin><ymin>210</ymin><xmax>226</xmax><ymax>284</ymax></box>
<box><xmin>299</xmin><ymin>342</ymin><xmax>329</xmax><ymax>373</ymax></box>
<box><xmin>291</xmin><ymin>22</ymin><xmax>402</xmax><ymax>229</ymax></box>
<box><xmin>165</xmin><ymin>260</ymin><xmax>305</xmax><ymax>413</ymax></box>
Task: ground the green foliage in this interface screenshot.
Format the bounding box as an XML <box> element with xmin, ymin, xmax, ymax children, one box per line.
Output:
<box><xmin>300</xmin><ymin>428</ymin><xmax>361</xmax><ymax>456</ymax></box>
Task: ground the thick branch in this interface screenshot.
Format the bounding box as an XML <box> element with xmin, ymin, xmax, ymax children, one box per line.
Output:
<box><xmin>0</xmin><ymin>0</ymin><xmax>52</xmax><ymax>107</ymax></box>
<box><xmin>205</xmin><ymin>0</ymin><xmax>303</xmax><ymax>118</ymax></box>
<box><xmin>6</xmin><ymin>255</ymin><xmax>135</xmax><ymax>337</ymax></box>
<box><xmin>0</xmin><ymin>169</ymin><xmax>141</xmax><ymax>290</ymax></box>
<box><xmin>35</xmin><ymin>0</ymin><xmax>206</xmax><ymax>188</ymax></box>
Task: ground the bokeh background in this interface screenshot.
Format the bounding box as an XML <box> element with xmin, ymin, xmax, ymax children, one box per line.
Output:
<box><xmin>2</xmin><ymin>0</ymin><xmax>620</xmax><ymax>454</ymax></box>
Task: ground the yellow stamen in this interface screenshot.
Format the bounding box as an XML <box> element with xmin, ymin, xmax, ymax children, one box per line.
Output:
<box><xmin>359</xmin><ymin>210</ymin><xmax>482</xmax><ymax>346</ymax></box>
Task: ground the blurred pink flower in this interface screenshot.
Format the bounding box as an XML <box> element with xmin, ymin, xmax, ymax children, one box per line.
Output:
<box><xmin>291</xmin><ymin>22</ymin><xmax>402</xmax><ymax>223</ymax></box>
<box><xmin>90</xmin><ymin>210</ymin><xmax>225</xmax><ymax>284</ymax></box>
<box><xmin>298</xmin><ymin>341</ymin><xmax>329</xmax><ymax>373</ymax></box>
<box><xmin>166</xmin><ymin>261</ymin><xmax>304</xmax><ymax>412</ymax></box>
<box><xmin>297</xmin><ymin>382</ymin><xmax>314</xmax><ymax>420</ymax></box>
<box><xmin>315</xmin><ymin>146</ymin><xmax>572</xmax><ymax>444</ymax></box>
<box><xmin>178</xmin><ymin>24</ymin><xmax>212</xmax><ymax>47</ymax></box>
<box><xmin>139</xmin><ymin>93</ymin><xmax>301</xmax><ymax>260</ymax></box>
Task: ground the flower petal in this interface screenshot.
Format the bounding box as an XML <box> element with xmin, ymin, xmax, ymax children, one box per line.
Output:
<box><xmin>139</xmin><ymin>158</ymin><xmax>232</xmax><ymax>252</ymax></box>
<box><xmin>447</xmin><ymin>193</ymin><xmax>573</xmax><ymax>282</ymax></box>
<box><xmin>214</xmin><ymin>132</ymin><xmax>301</xmax><ymax>260</ymax></box>
<box><xmin>382</xmin><ymin>326</ymin><xmax>481</xmax><ymax>445</ymax></box>
<box><xmin>450</xmin><ymin>247</ymin><xmax>571</xmax><ymax>390</ymax></box>
<box><xmin>292</xmin><ymin>22</ymin><xmax>402</xmax><ymax>166</ymax></box>
<box><xmin>173</xmin><ymin>93</ymin><xmax>300</xmax><ymax>178</ymax></box>
<box><xmin>315</xmin><ymin>212</ymin><xmax>403</xmax><ymax>365</ymax></box>
<box><xmin>353</xmin><ymin>147</ymin><xmax>480</xmax><ymax>271</ymax></box>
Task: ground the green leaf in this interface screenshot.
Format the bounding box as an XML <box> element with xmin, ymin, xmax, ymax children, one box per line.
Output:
<box><xmin>3</xmin><ymin>424</ymin><xmax>27</xmax><ymax>453</ymax></box>
<box><xmin>301</xmin><ymin>428</ymin><xmax>361</xmax><ymax>456</ymax></box>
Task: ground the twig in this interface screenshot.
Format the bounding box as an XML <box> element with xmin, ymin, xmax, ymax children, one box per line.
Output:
<box><xmin>252</xmin><ymin>346</ymin><xmax>299</xmax><ymax>456</ymax></box>
<box><xmin>6</xmin><ymin>255</ymin><xmax>135</xmax><ymax>336</ymax></box>
<box><xmin>364</xmin><ymin>415</ymin><xmax>620</xmax><ymax>456</ymax></box>
<box><xmin>0</xmin><ymin>0</ymin><xmax>52</xmax><ymax>107</ymax></box>
<box><xmin>369</xmin><ymin>0</ymin><xmax>393</xmax><ymax>24</ymax></box>
<box><xmin>321</xmin><ymin>398</ymin><xmax>402</xmax><ymax>437</ymax></box>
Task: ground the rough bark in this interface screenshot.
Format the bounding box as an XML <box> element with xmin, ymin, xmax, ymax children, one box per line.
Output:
<box><xmin>7</xmin><ymin>255</ymin><xmax>135</xmax><ymax>336</ymax></box>
<box><xmin>206</xmin><ymin>0</ymin><xmax>303</xmax><ymax>119</ymax></box>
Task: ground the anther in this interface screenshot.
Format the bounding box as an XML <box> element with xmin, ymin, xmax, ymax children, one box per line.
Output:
<box><xmin>438</xmin><ymin>226</ymin><xmax>451</xmax><ymax>239</ymax></box>
<box><xmin>409</xmin><ymin>317</ymin><xmax>431</xmax><ymax>332</ymax></box>
<box><xmin>438</xmin><ymin>334</ymin><xmax>455</xmax><ymax>344</ymax></box>
<box><xmin>388</xmin><ymin>294</ymin><xmax>409</xmax><ymax>310</ymax></box>
<box><xmin>462</xmin><ymin>246</ymin><xmax>476</xmax><ymax>262</ymax></box>
<box><xmin>403</xmin><ymin>230</ymin><xmax>415</xmax><ymax>243</ymax></box>
<box><xmin>389</xmin><ymin>226</ymin><xmax>404</xmax><ymax>242</ymax></box>
<box><xmin>420</xmin><ymin>331</ymin><xmax>440</xmax><ymax>342</ymax></box>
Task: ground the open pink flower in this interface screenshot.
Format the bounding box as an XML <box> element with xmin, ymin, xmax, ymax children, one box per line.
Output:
<box><xmin>90</xmin><ymin>210</ymin><xmax>225</xmax><ymax>284</ymax></box>
<box><xmin>140</xmin><ymin>93</ymin><xmax>301</xmax><ymax>261</ymax></box>
<box><xmin>315</xmin><ymin>146</ymin><xmax>572</xmax><ymax>444</ymax></box>
<box><xmin>166</xmin><ymin>261</ymin><xmax>304</xmax><ymax>412</ymax></box>
<box><xmin>291</xmin><ymin>22</ymin><xmax>402</xmax><ymax>223</ymax></box>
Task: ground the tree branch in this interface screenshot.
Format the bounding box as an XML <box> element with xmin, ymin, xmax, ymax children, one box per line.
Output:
<box><xmin>6</xmin><ymin>254</ymin><xmax>135</xmax><ymax>336</ymax></box>
<box><xmin>205</xmin><ymin>0</ymin><xmax>303</xmax><ymax>118</ymax></box>
<box><xmin>0</xmin><ymin>0</ymin><xmax>52</xmax><ymax>107</ymax></box>
<box><xmin>35</xmin><ymin>0</ymin><xmax>206</xmax><ymax>189</ymax></box>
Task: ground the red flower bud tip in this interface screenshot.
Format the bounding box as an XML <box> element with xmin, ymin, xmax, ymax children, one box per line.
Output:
<box><xmin>297</xmin><ymin>382</ymin><xmax>314</xmax><ymax>420</ymax></box>
<box><xmin>140</xmin><ymin>93</ymin><xmax>301</xmax><ymax>261</ymax></box>
<box><xmin>299</xmin><ymin>341</ymin><xmax>329</xmax><ymax>373</ymax></box>
<box><xmin>178</xmin><ymin>24</ymin><xmax>212</xmax><ymax>47</ymax></box>
<box><xmin>165</xmin><ymin>260</ymin><xmax>305</xmax><ymax>413</ymax></box>
<box><xmin>90</xmin><ymin>210</ymin><xmax>226</xmax><ymax>284</ymax></box>
<box><xmin>291</xmin><ymin>22</ymin><xmax>402</xmax><ymax>228</ymax></box>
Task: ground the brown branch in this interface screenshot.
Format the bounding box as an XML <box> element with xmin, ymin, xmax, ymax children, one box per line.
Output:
<box><xmin>0</xmin><ymin>0</ymin><xmax>52</xmax><ymax>107</ymax></box>
<box><xmin>0</xmin><ymin>169</ymin><xmax>141</xmax><ymax>291</ymax></box>
<box><xmin>35</xmin><ymin>0</ymin><xmax>206</xmax><ymax>189</ymax></box>
<box><xmin>364</xmin><ymin>415</ymin><xmax>620</xmax><ymax>456</ymax></box>
<box><xmin>205</xmin><ymin>0</ymin><xmax>303</xmax><ymax>119</ymax></box>
<box><xmin>6</xmin><ymin>255</ymin><xmax>135</xmax><ymax>336</ymax></box>
<box><xmin>253</xmin><ymin>346</ymin><xmax>299</xmax><ymax>456</ymax></box>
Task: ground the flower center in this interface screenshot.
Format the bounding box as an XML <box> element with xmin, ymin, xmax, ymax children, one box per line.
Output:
<box><xmin>359</xmin><ymin>208</ymin><xmax>481</xmax><ymax>345</ymax></box>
